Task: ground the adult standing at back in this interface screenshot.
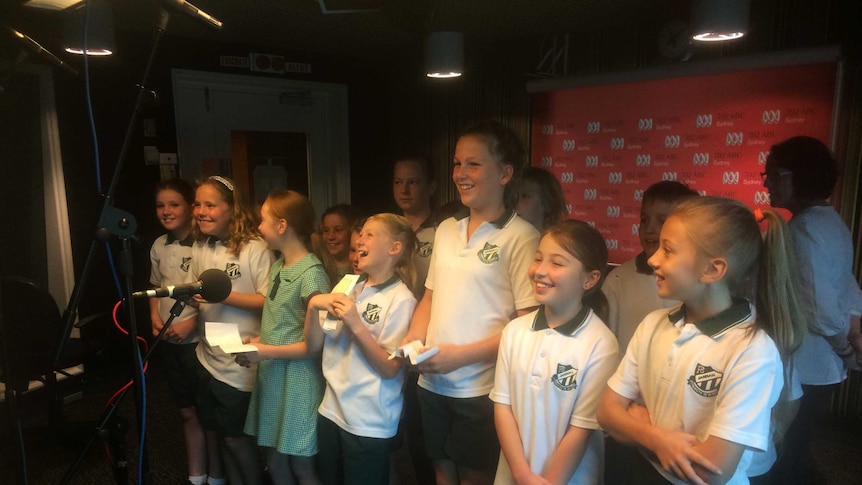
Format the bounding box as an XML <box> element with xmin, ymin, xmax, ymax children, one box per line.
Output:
<box><xmin>762</xmin><ymin>136</ymin><xmax>862</xmax><ymax>484</ymax></box>
<box><xmin>403</xmin><ymin>121</ymin><xmax>539</xmax><ymax>485</ymax></box>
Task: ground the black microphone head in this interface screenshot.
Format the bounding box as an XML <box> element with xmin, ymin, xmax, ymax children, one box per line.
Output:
<box><xmin>199</xmin><ymin>268</ymin><xmax>232</xmax><ymax>302</ymax></box>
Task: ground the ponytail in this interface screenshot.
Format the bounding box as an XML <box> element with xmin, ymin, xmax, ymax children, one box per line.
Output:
<box><xmin>366</xmin><ymin>213</ymin><xmax>419</xmax><ymax>298</ymax></box>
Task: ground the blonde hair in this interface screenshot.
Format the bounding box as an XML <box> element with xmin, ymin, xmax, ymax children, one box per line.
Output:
<box><xmin>264</xmin><ymin>190</ymin><xmax>316</xmax><ymax>250</ymax></box>
<box><xmin>193</xmin><ymin>176</ymin><xmax>261</xmax><ymax>257</ymax></box>
<box><xmin>366</xmin><ymin>213</ymin><xmax>418</xmax><ymax>297</ymax></box>
<box><xmin>672</xmin><ymin>196</ymin><xmax>805</xmax><ymax>357</ymax></box>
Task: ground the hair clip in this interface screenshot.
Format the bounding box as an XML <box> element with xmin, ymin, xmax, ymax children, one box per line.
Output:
<box><xmin>209</xmin><ymin>175</ymin><xmax>234</xmax><ymax>192</ymax></box>
<box><xmin>753</xmin><ymin>208</ymin><xmax>765</xmax><ymax>222</ymax></box>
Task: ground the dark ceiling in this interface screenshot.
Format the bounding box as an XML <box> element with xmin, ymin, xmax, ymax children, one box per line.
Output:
<box><xmin>2</xmin><ymin>0</ymin><xmax>679</xmax><ymax>67</ymax></box>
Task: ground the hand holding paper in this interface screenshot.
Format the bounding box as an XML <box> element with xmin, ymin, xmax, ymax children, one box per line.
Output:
<box><xmin>205</xmin><ymin>321</ymin><xmax>258</xmax><ymax>354</ymax></box>
<box><xmin>322</xmin><ymin>274</ymin><xmax>360</xmax><ymax>331</ymax></box>
<box><xmin>389</xmin><ymin>340</ymin><xmax>439</xmax><ymax>365</ymax></box>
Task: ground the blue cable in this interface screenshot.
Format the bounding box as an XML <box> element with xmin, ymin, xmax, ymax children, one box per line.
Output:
<box><xmin>82</xmin><ymin>0</ymin><xmax>102</xmax><ymax>195</ymax></box>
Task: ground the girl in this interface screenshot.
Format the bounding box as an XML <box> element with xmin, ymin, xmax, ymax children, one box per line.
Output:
<box><xmin>309</xmin><ymin>213</ymin><xmax>418</xmax><ymax>485</ymax></box>
<box><xmin>148</xmin><ymin>178</ymin><xmax>209</xmax><ymax>485</ymax></box>
<box><xmin>237</xmin><ymin>190</ymin><xmax>331</xmax><ymax>485</ymax></box>
<box><xmin>403</xmin><ymin>121</ymin><xmax>540</xmax><ymax>485</ymax></box>
<box><xmin>192</xmin><ymin>175</ymin><xmax>274</xmax><ymax>485</ymax></box>
<box><xmin>597</xmin><ymin>196</ymin><xmax>805</xmax><ymax>485</ymax></box>
<box><xmin>514</xmin><ymin>167</ymin><xmax>567</xmax><ymax>232</ymax></box>
<box><xmin>348</xmin><ymin>218</ymin><xmax>366</xmax><ymax>275</ymax></box>
<box><xmin>491</xmin><ymin>220</ymin><xmax>618</xmax><ymax>485</ymax></box>
<box><xmin>318</xmin><ymin>204</ymin><xmax>361</xmax><ymax>285</ymax></box>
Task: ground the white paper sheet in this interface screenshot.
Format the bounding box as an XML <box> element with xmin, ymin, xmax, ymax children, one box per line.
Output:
<box><xmin>204</xmin><ymin>321</ymin><xmax>258</xmax><ymax>354</ymax></box>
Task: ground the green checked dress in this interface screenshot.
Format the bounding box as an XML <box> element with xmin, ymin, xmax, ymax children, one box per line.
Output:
<box><xmin>244</xmin><ymin>253</ymin><xmax>330</xmax><ymax>455</ymax></box>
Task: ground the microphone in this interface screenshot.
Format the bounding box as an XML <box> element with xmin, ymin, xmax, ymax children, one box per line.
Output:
<box><xmin>133</xmin><ymin>268</ymin><xmax>232</xmax><ymax>302</ymax></box>
<box><xmin>161</xmin><ymin>0</ymin><xmax>223</xmax><ymax>30</ymax></box>
<box><xmin>5</xmin><ymin>26</ymin><xmax>79</xmax><ymax>76</ymax></box>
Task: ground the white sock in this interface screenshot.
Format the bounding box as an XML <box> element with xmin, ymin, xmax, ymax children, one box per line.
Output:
<box><xmin>189</xmin><ymin>475</ymin><xmax>207</xmax><ymax>485</ymax></box>
<box><xmin>207</xmin><ymin>477</ymin><xmax>227</xmax><ymax>485</ymax></box>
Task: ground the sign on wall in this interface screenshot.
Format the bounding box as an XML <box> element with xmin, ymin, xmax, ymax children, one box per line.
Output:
<box><xmin>531</xmin><ymin>62</ymin><xmax>836</xmax><ymax>263</ymax></box>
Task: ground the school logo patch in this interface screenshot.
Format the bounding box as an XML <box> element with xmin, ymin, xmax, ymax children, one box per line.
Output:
<box><xmin>687</xmin><ymin>363</ymin><xmax>723</xmax><ymax>397</ymax></box>
<box><xmin>417</xmin><ymin>241</ymin><xmax>433</xmax><ymax>257</ymax></box>
<box><xmin>180</xmin><ymin>257</ymin><xmax>192</xmax><ymax>272</ymax></box>
<box><xmin>225</xmin><ymin>263</ymin><xmax>241</xmax><ymax>280</ymax></box>
<box><xmin>477</xmin><ymin>242</ymin><xmax>500</xmax><ymax>264</ymax></box>
<box><xmin>551</xmin><ymin>363</ymin><xmax>578</xmax><ymax>391</ymax></box>
<box><xmin>362</xmin><ymin>303</ymin><xmax>381</xmax><ymax>324</ymax></box>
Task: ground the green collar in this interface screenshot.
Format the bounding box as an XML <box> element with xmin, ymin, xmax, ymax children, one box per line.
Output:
<box><xmin>531</xmin><ymin>305</ymin><xmax>591</xmax><ymax>335</ymax></box>
<box><xmin>667</xmin><ymin>298</ymin><xmax>751</xmax><ymax>338</ymax></box>
<box><xmin>166</xmin><ymin>233</ymin><xmax>194</xmax><ymax>247</ymax></box>
<box><xmin>356</xmin><ymin>273</ymin><xmax>400</xmax><ymax>290</ymax></box>
<box><xmin>454</xmin><ymin>208</ymin><xmax>514</xmax><ymax>229</ymax></box>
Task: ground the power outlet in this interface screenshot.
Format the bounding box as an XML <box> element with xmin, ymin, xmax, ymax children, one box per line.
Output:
<box><xmin>159</xmin><ymin>152</ymin><xmax>178</xmax><ymax>165</ymax></box>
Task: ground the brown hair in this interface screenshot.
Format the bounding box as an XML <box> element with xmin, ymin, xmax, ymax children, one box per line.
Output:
<box><xmin>264</xmin><ymin>190</ymin><xmax>316</xmax><ymax>249</ymax></box>
<box><xmin>193</xmin><ymin>175</ymin><xmax>261</xmax><ymax>257</ymax></box>
<box><xmin>543</xmin><ymin>220</ymin><xmax>609</xmax><ymax>322</ymax></box>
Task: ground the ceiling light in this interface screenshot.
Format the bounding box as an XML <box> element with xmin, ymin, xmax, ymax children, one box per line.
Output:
<box><xmin>691</xmin><ymin>0</ymin><xmax>750</xmax><ymax>42</ymax></box>
<box><xmin>425</xmin><ymin>32</ymin><xmax>463</xmax><ymax>79</ymax></box>
<box><xmin>24</xmin><ymin>0</ymin><xmax>83</xmax><ymax>10</ymax></box>
<box><xmin>64</xmin><ymin>0</ymin><xmax>116</xmax><ymax>56</ymax></box>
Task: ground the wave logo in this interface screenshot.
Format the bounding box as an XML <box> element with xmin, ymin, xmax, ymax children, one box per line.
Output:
<box><xmin>762</xmin><ymin>110</ymin><xmax>781</xmax><ymax>124</ymax></box>
<box><xmin>583</xmin><ymin>188</ymin><xmax>597</xmax><ymax>201</ymax></box>
<box><xmin>632</xmin><ymin>224</ymin><xmax>640</xmax><ymax>235</ymax></box>
<box><xmin>605</xmin><ymin>239</ymin><xmax>619</xmax><ymax>251</ymax></box>
<box><xmin>692</xmin><ymin>152</ymin><xmax>709</xmax><ymax>166</ymax></box>
<box><xmin>565</xmin><ymin>204</ymin><xmax>572</xmax><ymax>215</ymax></box>
<box><xmin>753</xmin><ymin>191</ymin><xmax>770</xmax><ymax>205</ymax></box>
<box><xmin>696</xmin><ymin>114</ymin><xmax>713</xmax><ymax>128</ymax></box>
<box><xmin>610</xmin><ymin>137</ymin><xmax>625</xmax><ymax>150</ymax></box>
<box><xmin>560</xmin><ymin>172</ymin><xmax>574</xmax><ymax>184</ymax></box>
<box><xmin>726</xmin><ymin>132</ymin><xmax>744</xmax><ymax>146</ymax></box>
<box><xmin>585</xmin><ymin>155</ymin><xmax>599</xmax><ymax>167</ymax></box>
<box><xmin>587</xmin><ymin>121</ymin><xmax>601</xmax><ymax>133</ymax></box>
<box><xmin>608</xmin><ymin>172</ymin><xmax>623</xmax><ymax>184</ymax></box>
<box><xmin>638</xmin><ymin>118</ymin><xmax>653</xmax><ymax>131</ymax></box>
<box><xmin>722</xmin><ymin>171</ymin><xmax>740</xmax><ymax>184</ymax></box>
<box><xmin>636</xmin><ymin>154</ymin><xmax>651</xmax><ymax>167</ymax></box>
<box><xmin>606</xmin><ymin>206</ymin><xmax>621</xmax><ymax>218</ymax></box>
<box><xmin>758</xmin><ymin>151</ymin><xmax>768</xmax><ymax>165</ymax></box>
<box><xmin>562</xmin><ymin>139</ymin><xmax>576</xmax><ymax>151</ymax></box>
<box><xmin>698</xmin><ymin>190</ymin><xmax>707</xmax><ymax>196</ymax></box>
<box><xmin>662</xmin><ymin>172</ymin><xmax>678</xmax><ymax>181</ymax></box>
<box><xmin>541</xmin><ymin>124</ymin><xmax>554</xmax><ymax>135</ymax></box>
<box><xmin>540</xmin><ymin>156</ymin><xmax>553</xmax><ymax>168</ymax></box>
<box><xmin>633</xmin><ymin>189</ymin><xmax>645</xmax><ymax>201</ymax></box>
<box><xmin>664</xmin><ymin>135</ymin><xmax>680</xmax><ymax>148</ymax></box>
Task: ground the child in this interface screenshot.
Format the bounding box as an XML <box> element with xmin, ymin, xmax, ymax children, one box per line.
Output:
<box><xmin>491</xmin><ymin>220</ymin><xmax>618</xmax><ymax>485</ymax></box>
<box><xmin>392</xmin><ymin>155</ymin><xmax>437</xmax><ymax>300</ymax></box>
<box><xmin>597</xmin><ymin>196</ymin><xmax>805</xmax><ymax>485</ymax></box>
<box><xmin>514</xmin><ymin>167</ymin><xmax>567</xmax><ymax>232</ymax></box>
<box><xmin>236</xmin><ymin>190</ymin><xmax>331</xmax><ymax>485</ymax></box>
<box><xmin>603</xmin><ymin>180</ymin><xmax>698</xmax><ymax>355</ymax></box>
<box><xmin>148</xmin><ymin>178</ymin><xmax>209</xmax><ymax>485</ymax></box>
<box><xmin>403</xmin><ymin>121</ymin><xmax>540</xmax><ymax>485</ymax></box>
<box><xmin>191</xmin><ymin>175</ymin><xmax>274</xmax><ymax>485</ymax></box>
<box><xmin>348</xmin><ymin>218</ymin><xmax>366</xmax><ymax>276</ymax></box>
<box><xmin>308</xmin><ymin>213</ymin><xmax>418</xmax><ymax>484</ymax></box>
<box><xmin>318</xmin><ymin>204</ymin><xmax>361</xmax><ymax>285</ymax></box>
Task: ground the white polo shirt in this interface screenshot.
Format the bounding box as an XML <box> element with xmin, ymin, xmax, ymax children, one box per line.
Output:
<box><xmin>149</xmin><ymin>233</ymin><xmax>199</xmax><ymax>344</ymax></box>
<box><xmin>413</xmin><ymin>219</ymin><xmax>436</xmax><ymax>300</ymax></box>
<box><xmin>420</xmin><ymin>209</ymin><xmax>539</xmax><ymax>398</ymax></box>
<box><xmin>490</xmin><ymin>306</ymin><xmax>618</xmax><ymax>485</ymax></box>
<box><xmin>608</xmin><ymin>300</ymin><xmax>782</xmax><ymax>484</ymax></box>
<box><xmin>318</xmin><ymin>275</ymin><xmax>417</xmax><ymax>439</ymax></box>
<box><xmin>193</xmin><ymin>237</ymin><xmax>274</xmax><ymax>391</ymax></box>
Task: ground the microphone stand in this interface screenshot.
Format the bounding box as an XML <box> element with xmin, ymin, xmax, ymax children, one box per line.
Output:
<box><xmin>60</xmin><ymin>297</ymin><xmax>189</xmax><ymax>485</ymax></box>
<box><xmin>55</xmin><ymin>9</ymin><xmax>172</xmax><ymax>485</ymax></box>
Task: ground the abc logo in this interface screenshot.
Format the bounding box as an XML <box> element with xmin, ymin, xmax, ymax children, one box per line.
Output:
<box><xmin>565</xmin><ymin>204</ymin><xmax>572</xmax><ymax>215</ymax></box>
<box><xmin>605</xmin><ymin>239</ymin><xmax>619</xmax><ymax>251</ymax></box>
<box><xmin>722</xmin><ymin>172</ymin><xmax>740</xmax><ymax>184</ymax></box>
<box><xmin>638</xmin><ymin>118</ymin><xmax>653</xmax><ymax>131</ymax></box>
<box><xmin>662</xmin><ymin>172</ymin><xmax>678</xmax><ymax>181</ymax></box>
<box><xmin>692</xmin><ymin>153</ymin><xmax>709</xmax><ymax>166</ymax></box>
<box><xmin>610</xmin><ymin>138</ymin><xmax>625</xmax><ymax>150</ymax></box>
<box><xmin>696</xmin><ymin>114</ymin><xmax>713</xmax><ymax>128</ymax></box>
<box><xmin>559</xmin><ymin>172</ymin><xmax>574</xmax><ymax>184</ymax></box>
<box><xmin>606</xmin><ymin>206</ymin><xmax>621</xmax><ymax>218</ymax></box>
<box><xmin>664</xmin><ymin>135</ymin><xmax>680</xmax><ymax>148</ymax></box>
<box><xmin>633</xmin><ymin>189</ymin><xmax>645</xmax><ymax>201</ymax></box>
<box><xmin>562</xmin><ymin>140</ymin><xmax>576</xmax><ymax>151</ymax></box>
<box><xmin>631</xmin><ymin>224</ymin><xmax>640</xmax><ymax>236</ymax></box>
<box><xmin>726</xmin><ymin>132</ymin><xmax>744</xmax><ymax>146</ymax></box>
<box><xmin>698</xmin><ymin>190</ymin><xmax>707</xmax><ymax>196</ymax></box>
<box><xmin>761</xmin><ymin>110</ymin><xmax>781</xmax><ymax>124</ymax></box>
<box><xmin>540</xmin><ymin>156</ymin><xmax>553</xmax><ymax>168</ymax></box>
<box><xmin>541</xmin><ymin>124</ymin><xmax>554</xmax><ymax>135</ymax></box>
<box><xmin>636</xmin><ymin>154</ymin><xmax>651</xmax><ymax>167</ymax></box>
<box><xmin>586</xmin><ymin>221</ymin><xmax>596</xmax><ymax>228</ymax></box>
<box><xmin>587</xmin><ymin>121</ymin><xmax>601</xmax><ymax>134</ymax></box>
<box><xmin>583</xmin><ymin>189</ymin><xmax>597</xmax><ymax>200</ymax></box>
<box><xmin>753</xmin><ymin>191</ymin><xmax>770</xmax><ymax>205</ymax></box>
<box><xmin>608</xmin><ymin>172</ymin><xmax>623</xmax><ymax>184</ymax></box>
<box><xmin>585</xmin><ymin>155</ymin><xmax>599</xmax><ymax>167</ymax></box>
<box><xmin>758</xmin><ymin>151</ymin><xmax>769</xmax><ymax>165</ymax></box>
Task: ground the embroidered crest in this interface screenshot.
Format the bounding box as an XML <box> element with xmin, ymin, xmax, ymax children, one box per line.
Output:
<box><xmin>687</xmin><ymin>363</ymin><xmax>723</xmax><ymax>397</ymax></box>
<box><xmin>225</xmin><ymin>263</ymin><xmax>241</xmax><ymax>280</ymax></box>
<box><xmin>477</xmin><ymin>242</ymin><xmax>500</xmax><ymax>264</ymax></box>
<box><xmin>362</xmin><ymin>303</ymin><xmax>382</xmax><ymax>324</ymax></box>
<box><xmin>417</xmin><ymin>241</ymin><xmax>433</xmax><ymax>257</ymax></box>
<box><xmin>551</xmin><ymin>363</ymin><xmax>578</xmax><ymax>391</ymax></box>
<box><xmin>180</xmin><ymin>257</ymin><xmax>192</xmax><ymax>272</ymax></box>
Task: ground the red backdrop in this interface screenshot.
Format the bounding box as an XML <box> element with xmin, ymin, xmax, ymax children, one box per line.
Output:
<box><xmin>531</xmin><ymin>62</ymin><xmax>836</xmax><ymax>263</ymax></box>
